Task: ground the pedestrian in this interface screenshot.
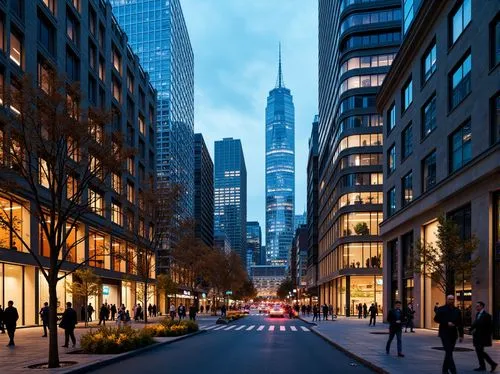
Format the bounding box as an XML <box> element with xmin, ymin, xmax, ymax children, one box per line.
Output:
<box><xmin>221</xmin><ymin>304</ymin><xmax>226</xmax><ymax>318</ymax></box>
<box><xmin>111</xmin><ymin>304</ymin><xmax>117</xmax><ymax>321</ymax></box>
<box><xmin>98</xmin><ymin>303</ymin><xmax>107</xmax><ymax>325</ymax></box>
<box><xmin>60</xmin><ymin>302</ymin><xmax>77</xmax><ymax>348</ymax></box>
<box><xmin>363</xmin><ymin>303</ymin><xmax>368</xmax><ymax>318</ymax></box>
<box><xmin>470</xmin><ymin>301</ymin><xmax>497</xmax><ymax>373</ymax></box>
<box><xmin>80</xmin><ymin>305</ymin><xmax>86</xmax><ymax>322</ymax></box>
<box><xmin>0</xmin><ymin>304</ymin><xmax>5</xmax><ymax>333</ymax></box>
<box><xmin>39</xmin><ymin>302</ymin><xmax>50</xmax><ymax>337</ymax></box>
<box><xmin>386</xmin><ymin>300</ymin><xmax>405</xmax><ymax>357</ymax></box>
<box><xmin>169</xmin><ymin>303</ymin><xmax>176</xmax><ymax>320</ymax></box>
<box><xmin>405</xmin><ymin>302</ymin><xmax>416</xmax><ymax>333</ymax></box>
<box><xmin>322</xmin><ymin>304</ymin><xmax>329</xmax><ymax>321</ymax></box>
<box><xmin>357</xmin><ymin>303</ymin><xmax>363</xmax><ymax>319</ymax></box>
<box><xmin>434</xmin><ymin>295</ymin><xmax>464</xmax><ymax>374</ymax></box>
<box><xmin>301</xmin><ymin>304</ymin><xmax>306</xmax><ymax>316</ymax></box>
<box><xmin>153</xmin><ymin>304</ymin><xmax>157</xmax><ymax>317</ymax></box>
<box><xmin>135</xmin><ymin>303</ymin><xmax>142</xmax><ymax>321</ymax></box>
<box><xmin>329</xmin><ymin>304</ymin><xmax>334</xmax><ymax>318</ymax></box>
<box><xmin>307</xmin><ymin>304</ymin><xmax>311</xmax><ymax>316</ymax></box>
<box><xmin>189</xmin><ymin>304</ymin><xmax>197</xmax><ymax>321</ymax></box>
<box><xmin>116</xmin><ymin>307</ymin><xmax>125</xmax><ymax>327</ymax></box>
<box><xmin>200</xmin><ymin>305</ymin><xmax>204</xmax><ymax>314</ymax></box>
<box><xmin>87</xmin><ymin>303</ymin><xmax>94</xmax><ymax>322</ymax></box>
<box><xmin>368</xmin><ymin>303</ymin><xmax>377</xmax><ymax>326</ymax></box>
<box><xmin>178</xmin><ymin>303</ymin><xmax>185</xmax><ymax>320</ymax></box>
<box><xmin>2</xmin><ymin>300</ymin><xmax>19</xmax><ymax>347</ymax></box>
<box><xmin>4</xmin><ymin>301</ymin><xmax>19</xmax><ymax>347</ymax></box>
<box><xmin>148</xmin><ymin>303</ymin><xmax>153</xmax><ymax>318</ymax></box>
<box><xmin>312</xmin><ymin>304</ymin><xmax>318</xmax><ymax>322</ymax></box>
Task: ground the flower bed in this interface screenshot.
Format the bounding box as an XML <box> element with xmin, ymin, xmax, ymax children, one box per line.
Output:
<box><xmin>80</xmin><ymin>326</ymin><xmax>155</xmax><ymax>354</ymax></box>
<box><xmin>143</xmin><ymin>319</ymin><xmax>199</xmax><ymax>337</ymax></box>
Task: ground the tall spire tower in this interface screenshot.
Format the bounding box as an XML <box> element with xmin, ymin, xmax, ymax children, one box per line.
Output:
<box><xmin>265</xmin><ymin>44</ymin><xmax>295</xmax><ymax>266</ymax></box>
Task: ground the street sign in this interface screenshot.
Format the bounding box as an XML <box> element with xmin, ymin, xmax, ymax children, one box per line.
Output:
<box><xmin>225</xmin><ymin>290</ymin><xmax>232</xmax><ymax>295</ymax></box>
<box><xmin>102</xmin><ymin>286</ymin><xmax>110</xmax><ymax>296</ymax></box>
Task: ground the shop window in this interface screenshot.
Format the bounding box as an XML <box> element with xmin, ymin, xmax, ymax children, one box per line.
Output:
<box><xmin>0</xmin><ymin>197</ymin><xmax>30</xmax><ymax>251</ymax></box>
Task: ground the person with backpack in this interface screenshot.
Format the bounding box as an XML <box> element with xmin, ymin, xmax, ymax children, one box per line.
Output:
<box><xmin>39</xmin><ymin>302</ymin><xmax>50</xmax><ymax>337</ymax></box>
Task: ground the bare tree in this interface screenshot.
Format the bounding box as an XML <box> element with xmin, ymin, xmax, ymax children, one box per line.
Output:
<box><xmin>414</xmin><ymin>215</ymin><xmax>479</xmax><ymax>299</ymax></box>
<box><xmin>0</xmin><ymin>74</ymin><xmax>128</xmax><ymax>367</ymax></box>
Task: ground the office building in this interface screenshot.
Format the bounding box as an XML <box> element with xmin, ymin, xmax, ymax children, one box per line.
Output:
<box><xmin>0</xmin><ymin>0</ymin><xmax>156</xmax><ymax>324</ymax></box>
<box><xmin>317</xmin><ymin>0</ymin><xmax>401</xmax><ymax>315</ymax></box>
<box><xmin>294</xmin><ymin>212</ymin><xmax>307</xmax><ymax>231</ymax></box>
<box><xmin>250</xmin><ymin>265</ymin><xmax>287</xmax><ymax>298</ymax></box>
<box><xmin>214</xmin><ymin>138</ymin><xmax>247</xmax><ymax>264</ymax></box>
<box><xmin>377</xmin><ymin>0</ymin><xmax>500</xmax><ymax>334</ymax></box>
<box><xmin>194</xmin><ymin>133</ymin><xmax>214</xmax><ymax>247</ymax></box>
<box><xmin>247</xmin><ymin>221</ymin><xmax>263</xmax><ymax>265</ymax></box>
<box><xmin>265</xmin><ymin>46</ymin><xmax>295</xmax><ymax>267</ymax></box>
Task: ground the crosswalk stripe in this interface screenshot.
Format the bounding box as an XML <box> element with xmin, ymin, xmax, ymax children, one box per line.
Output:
<box><xmin>213</xmin><ymin>326</ymin><xmax>226</xmax><ymax>331</ymax></box>
<box><xmin>199</xmin><ymin>325</ymin><xmax>207</xmax><ymax>329</ymax></box>
<box><xmin>204</xmin><ymin>325</ymin><xmax>217</xmax><ymax>330</ymax></box>
<box><xmin>257</xmin><ymin>325</ymin><xmax>265</xmax><ymax>331</ymax></box>
<box><xmin>290</xmin><ymin>326</ymin><xmax>298</xmax><ymax>331</ymax></box>
<box><xmin>300</xmin><ymin>326</ymin><xmax>310</xmax><ymax>332</ymax></box>
<box><xmin>235</xmin><ymin>325</ymin><xmax>246</xmax><ymax>331</ymax></box>
<box><xmin>279</xmin><ymin>326</ymin><xmax>286</xmax><ymax>331</ymax></box>
<box><xmin>269</xmin><ymin>325</ymin><xmax>275</xmax><ymax>331</ymax></box>
<box><xmin>224</xmin><ymin>325</ymin><xmax>236</xmax><ymax>331</ymax></box>
<box><xmin>246</xmin><ymin>325</ymin><xmax>255</xmax><ymax>331</ymax></box>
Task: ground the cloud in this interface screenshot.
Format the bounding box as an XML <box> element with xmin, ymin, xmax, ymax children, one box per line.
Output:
<box><xmin>183</xmin><ymin>0</ymin><xmax>317</xmax><ymax>239</ymax></box>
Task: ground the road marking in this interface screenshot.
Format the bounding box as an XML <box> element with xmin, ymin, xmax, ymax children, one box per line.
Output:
<box><xmin>235</xmin><ymin>325</ymin><xmax>246</xmax><ymax>331</ymax></box>
<box><xmin>290</xmin><ymin>326</ymin><xmax>298</xmax><ymax>331</ymax></box>
<box><xmin>213</xmin><ymin>326</ymin><xmax>226</xmax><ymax>331</ymax></box>
<box><xmin>204</xmin><ymin>325</ymin><xmax>217</xmax><ymax>330</ymax></box>
<box><xmin>257</xmin><ymin>325</ymin><xmax>265</xmax><ymax>331</ymax></box>
<box><xmin>300</xmin><ymin>326</ymin><xmax>310</xmax><ymax>332</ymax></box>
<box><xmin>269</xmin><ymin>325</ymin><xmax>275</xmax><ymax>331</ymax></box>
<box><xmin>279</xmin><ymin>326</ymin><xmax>286</xmax><ymax>331</ymax></box>
<box><xmin>246</xmin><ymin>325</ymin><xmax>255</xmax><ymax>331</ymax></box>
<box><xmin>224</xmin><ymin>325</ymin><xmax>236</xmax><ymax>331</ymax></box>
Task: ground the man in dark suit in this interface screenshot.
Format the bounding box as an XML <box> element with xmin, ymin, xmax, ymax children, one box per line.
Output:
<box><xmin>386</xmin><ymin>300</ymin><xmax>405</xmax><ymax>357</ymax></box>
<box><xmin>3</xmin><ymin>300</ymin><xmax>19</xmax><ymax>347</ymax></box>
<box><xmin>434</xmin><ymin>295</ymin><xmax>464</xmax><ymax>374</ymax></box>
<box><xmin>471</xmin><ymin>301</ymin><xmax>497</xmax><ymax>372</ymax></box>
<box><xmin>60</xmin><ymin>302</ymin><xmax>78</xmax><ymax>348</ymax></box>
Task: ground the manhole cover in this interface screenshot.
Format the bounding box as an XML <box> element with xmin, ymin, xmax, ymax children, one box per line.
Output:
<box><xmin>370</xmin><ymin>332</ymin><xmax>389</xmax><ymax>334</ymax></box>
<box><xmin>28</xmin><ymin>361</ymin><xmax>78</xmax><ymax>369</ymax></box>
<box><xmin>431</xmin><ymin>347</ymin><xmax>474</xmax><ymax>352</ymax></box>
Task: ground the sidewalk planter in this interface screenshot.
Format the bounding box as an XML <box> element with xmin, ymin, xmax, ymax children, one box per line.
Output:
<box><xmin>216</xmin><ymin>312</ymin><xmax>246</xmax><ymax>324</ymax></box>
<box><xmin>143</xmin><ymin>319</ymin><xmax>199</xmax><ymax>337</ymax></box>
<box><xmin>80</xmin><ymin>326</ymin><xmax>155</xmax><ymax>354</ymax></box>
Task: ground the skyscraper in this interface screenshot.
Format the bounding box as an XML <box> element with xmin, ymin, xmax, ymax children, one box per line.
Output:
<box><xmin>317</xmin><ymin>0</ymin><xmax>401</xmax><ymax>315</ymax></box>
<box><xmin>110</xmin><ymin>0</ymin><xmax>194</xmax><ymax>221</ymax></box>
<box><xmin>265</xmin><ymin>46</ymin><xmax>295</xmax><ymax>266</ymax></box>
<box><xmin>247</xmin><ymin>221</ymin><xmax>262</xmax><ymax>265</ymax></box>
<box><xmin>214</xmin><ymin>138</ymin><xmax>247</xmax><ymax>264</ymax></box>
<box><xmin>294</xmin><ymin>212</ymin><xmax>307</xmax><ymax>231</ymax></box>
<box><xmin>194</xmin><ymin>134</ymin><xmax>214</xmax><ymax>247</ymax></box>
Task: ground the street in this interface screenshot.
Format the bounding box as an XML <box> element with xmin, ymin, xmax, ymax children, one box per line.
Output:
<box><xmin>86</xmin><ymin>314</ymin><xmax>374</xmax><ymax>374</ymax></box>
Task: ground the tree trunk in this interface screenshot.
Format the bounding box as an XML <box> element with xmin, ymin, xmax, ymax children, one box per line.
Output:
<box><xmin>48</xmin><ymin>282</ymin><xmax>60</xmax><ymax>368</ymax></box>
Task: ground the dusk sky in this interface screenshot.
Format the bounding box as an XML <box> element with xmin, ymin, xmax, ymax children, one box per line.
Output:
<box><xmin>183</xmin><ymin>1</ymin><xmax>318</xmax><ymax>238</ymax></box>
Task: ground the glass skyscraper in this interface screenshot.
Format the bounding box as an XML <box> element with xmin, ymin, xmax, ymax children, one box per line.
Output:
<box><xmin>214</xmin><ymin>138</ymin><xmax>247</xmax><ymax>264</ymax></box>
<box><xmin>110</xmin><ymin>0</ymin><xmax>194</xmax><ymax>222</ymax></box>
<box><xmin>247</xmin><ymin>221</ymin><xmax>262</xmax><ymax>265</ymax></box>
<box><xmin>265</xmin><ymin>46</ymin><xmax>295</xmax><ymax>266</ymax></box>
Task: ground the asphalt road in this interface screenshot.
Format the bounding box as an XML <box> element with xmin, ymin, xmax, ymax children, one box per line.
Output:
<box><xmin>86</xmin><ymin>313</ymin><xmax>374</xmax><ymax>374</ymax></box>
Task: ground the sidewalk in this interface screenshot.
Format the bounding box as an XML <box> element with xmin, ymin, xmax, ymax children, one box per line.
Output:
<box><xmin>299</xmin><ymin>315</ymin><xmax>500</xmax><ymax>374</ymax></box>
<box><xmin>0</xmin><ymin>316</ymin><xmax>211</xmax><ymax>373</ymax></box>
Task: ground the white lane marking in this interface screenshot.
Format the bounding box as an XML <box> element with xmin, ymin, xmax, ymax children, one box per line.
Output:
<box><xmin>213</xmin><ymin>326</ymin><xmax>226</xmax><ymax>331</ymax></box>
<box><xmin>199</xmin><ymin>325</ymin><xmax>208</xmax><ymax>329</ymax></box>
<box><xmin>235</xmin><ymin>325</ymin><xmax>246</xmax><ymax>331</ymax></box>
<box><xmin>246</xmin><ymin>325</ymin><xmax>255</xmax><ymax>331</ymax></box>
<box><xmin>290</xmin><ymin>326</ymin><xmax>298</xmax><ymax>331</ymax></box>
<box><xmin>279</xmin><ymin>326</ymin><xmax>286</xmax><ymax>331</ymax></box>
<box><xmin>204</xmin><ymin>325</ymin><xmax>217</xmax><ymax>330</ymax></box>
<box><xmin>257</xmin><ymin>325</ymin><xmax>265</xmax><ymax>331</ymax></box>
<box><xmin>224</xmin><ymin>325</ymin><xmax>236</xmax><ymax>331</ymax></box>
<box><xmin>300</xmin><ymin>326</ymin><xmax>310</xmax><ymax>332</ymax></box>
<box><xmin>269</xmin><ymin>325</ymin><xmax>275</xmax><ymax>331</ymax></box>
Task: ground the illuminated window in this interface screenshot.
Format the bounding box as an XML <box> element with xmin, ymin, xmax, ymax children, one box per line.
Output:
<box><xmin>127</xmin><ymin>157</ymin><xmax>134</xmax><ymax>175</ymax></box>
<box><xmin>71</xmin><ymin>0</ymin><xmax>80</xmax><ymax>12</ymax></box>
<box><xmin>402</xmin><ymin>171</ymin><xmax>413</xmax><ymax>207</ymax></box>
<box><xmin>38</xmin><ymin>158</ymin><xmax>50</xmax><ymax>188</ymax></box>
<box><xmin>89</xmin><ymin>189</ymin><xmax>103</xmax><ymax>216</ymax></box>
<box><xmin>98</xmin><ymin>58</ymin><xmax>105</xmax><ymax>81</ymax></box>
<box><xmin>89</xmin><ymin>231</ymin><xmax>105</xmax><ymax>268</ymax></box>
<box><xmin>67</xmin><ymin>137</ymin><xmax>80</xmax><ymax>162</ymax></box>
<box><xmin>43</xmin><ymin>0</ymin><xmax>56</xmax><ymax>14</ymax></box>
<box><xmin>112</xmin><ymin>48</ymin><xmax>121</xmax><ymax>74</ymax></box>
<box><xmin>10</xmin><ymin>32</ymin><xmax>22</xmax><ymax>67</ymax></box>
<box><xmin>138</xmin><ymin>115</ymin><xmax>145</xmax><ymax>135</ymax></box>
<box><xmin>66</xmin><ymin>175</ymin><xmax>77</xmax><ymax>201</ymax></box>
<box><xmin>37</xmin><ymin>61</ymin><xmax>52</xmax><ymax>94</ymax></box>
<box><xmin>111</xmin><ymin>203</ymin><xmax>122</xmax><ymax>226</ymax></box>
<box><xmin>112</xmin><ymin>173</ymin><xmax>122</xmax><ymax>193</ymax></box>
<box><xmin>127</xmin><ymin>71</ymin><xmax>134</xmax><ymax>93</ymax></box>
<box><xmin>89</xmin><ymin>121</ymin><xmax>103</xmax><ymax>144</ymax></box>
<box><xmin>112</xmin><ymin>77</ymin><xmax>121</xmax><ymax>103</ymax></box>
<box><xmin>127</xmin><ymin>182</ymin><xmax>134</xmax><ymax>203</ymax></box>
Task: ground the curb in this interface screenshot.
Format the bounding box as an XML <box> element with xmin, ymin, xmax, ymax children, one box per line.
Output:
<box><xmin>308</xmin><ymin>327</ymin><xmax>389</xmax><ymax>374</ymax></box>
<box><xmin>63</xmin><ymin>330</ymin><xmax>206</xmax><ymax>373</ymax></box>
<box><xmin>297</xmin><ymin>316</ymin><xmax>318</xmax><ymax>326</ymax></box>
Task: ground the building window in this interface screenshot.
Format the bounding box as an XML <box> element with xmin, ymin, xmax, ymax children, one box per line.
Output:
<box><xmin>138</xmin><ymin>115</ymin><xmax>145</xmax><ymax>135</ymax></box>
<box><xmin>66</xmin><ymin>12</ymin><xmax>79</xmax><ymax>45</ymax></box>
<box><xmin>450</xmin><ymin>0</ymin><xmax>471</xmax><ymax>45</ymax></box>
<box><xmin>387</xmin><ymin>144</ymin><xmax>396</xmax><ymax>174</ymax></box>
<box><xmin>112</xmin><ymin>48</ymin><xmax>121</xmax><ymax>75</ymax></box>
<box><xmin>127</xmin><ymin>157</ymin><xmax>134</xmax><ymax>175</ymax></box>
<box><xmin>98</xmin><ymin>58</ymin><xmax>105</xmax><ymax>82</ymax></box>
<box><xmin>10</xmin><ymin>0</ymin><xmax>23</xmax><ymax>19</ymax></box>
<box><xmin>387</xmin><ymin>187</ymin><xmax>396</xmax><ymax>217</ymax></box>
<box><xmin>89</xmin><ymin>7</ymin><xmax>96</xmax><ymax>36</ymax></box>
<box><xmin>422</xmin><ymin>41</ymin><xmax>437</xmax><ymax>83</ymax></box>
<box><xmin>89</xmin><ymin>189</ymin><xmax>103</xmax><ymax>216</ymax></box>
<box><xmin>387</xmin><ymin>102</ymin><xmax>396</xmax><ymax>133</ymax></box>
<box><xmin>450</xmin><ymin>120</ymin><xmax>472</xmax><ymax>173</ymax></box>
<box><xmin>112</xmin><ymin>77</ymin><xmax>121</xmax><ymax>103</ymax></box>
<box><xmin>39</xmin><ymin>158</ymin><xmax>49</xmax><ymax>188</ymax></box>
<box><xmin>401</xmin><ymin>123</ymin><xmax>413</xmax><ymax>159</ymax></box>
<box><xmin>38</xmin><ymin>14</ymin><xmax>55</xmax><ymax>56</ymax></box>
<box><xmin>491</xmin><ymin>15</ymin><xmax>500</xmax><ymax>68</ymax></box>
<box><xmin>127</xmin><ymin>182</ymin><xmax>134</xmax><ymax>203</ymax></box>
<box><xmin>42</xmin><ymin>0</ymin><xmax>56</xmax><ymax>14</ymax></box>
<box><xmin>340</xmin><ymin>54</ymin><xmax>396</xmax><ymax>74</ymax></box>
<box><xmin>71</xmin><ymin>0</ymin><xmax>80</xmax><ymax>12</ymax></box>
<box><xmin>492</xmin><ymin>94</ymin><xmax>500</xmax><ymax>145</ymax></box>
<box><xmin>402</xmin><ymin>78</ymin><xmax>413</xmax><ymax>112</ymax></box>
<box><xmin>10</xmin><ymin>32</ymin><xmax>23</xmax><ymax>67</ymax></box>
<box><xmin>111</xmin><ymin>203</ymin><xmax>122</xmax><ymax>226</ymax></box>
<box><xmin>339</xmin><ymin>74</ymin><xmax>386</xmax><ymax>94</ymax></box>
<box><xmin>450</xmin><ymin>53</ymin><xmax>471</xmax><ymax>110</ymax></box>
<box><xmin>340</xmin><ymin>8</ymin><xmax>402</xmax><ymax>33</ymax></box>
<box><xmin>38</xmin><ymin>60</ymin><xmax>52</xmax><ymax>94</ymax></box>
<box><xmin>403</xmin><ymin>0</ymin><xmax>414</xmax><ymax>34</ymax></box>
<box><xmin>89</xmin><ymin>43</ymin><xmax>96</xmax><ymax>70</ymax></box>
<box><xmin>422</xmin><ymin>150</ymin><xmax>436</xmax><ymax>193</ymax></box>
<box><xmin>66</xmin><ymin>50</ymin><xmax>79</xmax><ymax>81</ymax></box>
<box><xmin>112</xmin><ymin>173</ymin><xmax>121</xmax><ymax>193</ymax></box>
<box><xmin>422</xmin><ymin>94</ymin><xmax>437</xmax><ymax>138</ymax></box>
<box><xmin>402</xmin><ymin>172</ymin><xmax>413</xmax><ymax>207</ymax></box>
<box><xmin>127</xmin><ymin>71</ymin><xmax>134</xmax><ymax>93</ymax></box>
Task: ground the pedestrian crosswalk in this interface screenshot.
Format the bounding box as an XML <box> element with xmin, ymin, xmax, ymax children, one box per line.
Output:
<box><xmin>199</xmin><ymin>324</ymin><xmax>311</xmax><ymax>333</ymax></box>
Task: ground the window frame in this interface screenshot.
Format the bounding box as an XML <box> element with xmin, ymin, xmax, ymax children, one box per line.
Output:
<box><xmin>387</xmin><ymin>143</ymin><xmax>396</xmax><ymax>175</ymax></box>
<box><xmin>449</xmin><ymin>0</ymin><xmax>471</xmax><ymax>47</ymax></box>
<box><xmin>401</xmin><ymin>171</ymin><xmax>413</xmax><ymax>207</ymax></box>
<box><xmin>401</xmin><ymin>122</ymin><xmax>413</xmax><ymax>160</ymax></box>
<box><xmin>421</xmin><ymin>93</ymin><xmax>437</xmax><ymax>140</ymax></box>
<box><xmin>449</xmin><ymin>52</ymin><xmax>472</xmax><ymax>111</ymax></box>
<box><xmin>401</xmin><ymin>77</ymin><xmax>413</xmax><ymax>113</ymax></box>
<box><xmin>387</xmin><ymin>102</ymin><xmax>396</xmax><ymax>134</ymax></box>
<box><xmin>387</xmin><ymin>187</ymin><xmax>396</xmax><ymax>217</ymax></box>
<box><xmin>421</xmin><ymin>150</ymin><xmax>437</xmax><ymax>193</ymax></box>
<box><xmin>449</xmin><ymin>118</ymin><xmax>472</xmax><ymax>173</ymax></box>
<box><xmin>490</xmin><ymin>12</ymin><xmax>500</xmax><ymax>69</ymax></box>
<box><xmin>421</xmin><ymin>40</ymin><xmax>437</xmax><ymax>85</ymax></box>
